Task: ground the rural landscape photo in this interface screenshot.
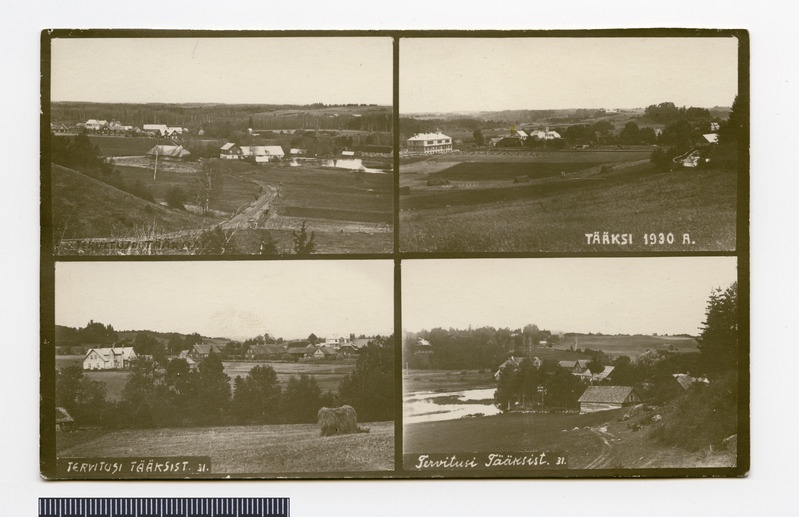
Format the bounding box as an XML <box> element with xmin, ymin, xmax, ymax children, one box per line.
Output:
<box><xmin>402</xmin><ymin>258</ymin><xmax>741</xmax><ymax>471</ymax></box>
<box><xmin>47</xmin><ymin>37</ymin><xmax>393</xmax><ymax>255</ymax></box>
<box><xmin>52</xmin><ymin>261</ymin><xmax>394</xmax><ymax>476</ymax></box>
<box><xmin>399</xmin><ymin>37</ymin><xmax>742</xmax><ymax>252</ymax></box>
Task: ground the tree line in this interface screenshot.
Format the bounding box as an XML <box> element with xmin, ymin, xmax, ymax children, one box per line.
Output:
<box><xmin>57</xmin><ymin>336</ymin><xmax>394</xmax><ymax>429</ymax></box>
<box><xmin>404</xmin><ymin>325</ymin><xmax>556</xmax><ymax>370</ymax></box>
<box><xmin>50</xmin><ymin>133</ymin><xmax>156</xmax><ymax>202</ymax></box>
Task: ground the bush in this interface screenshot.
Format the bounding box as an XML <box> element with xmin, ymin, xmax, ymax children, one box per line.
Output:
<box><xmin>651</xmin><ymin>371</ymin><xmax>738</xmax><ymax>451</ymax></box>
<box><xmin>166</xmin><ymin>186</ymin><xmax>186</xmax><ymax>210</ymax></box>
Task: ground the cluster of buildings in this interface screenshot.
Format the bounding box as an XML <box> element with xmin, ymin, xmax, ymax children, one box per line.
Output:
<box><xmin>81</xmin><ymin>336</ymin><xmax>375</xmax><ymax>371</ymax></box>
<box><xmin>492</xmin><ymin>349</ymin><xmax>710</xmax><ymax>414</ymax></box>
<box><xmin>220</xmin><ymin>143</ymin><xmax>287</xmax><ymax>163</ymax></box>
<box><xmin>487</xmin><ymin>128</ymin><xmax>562</xmax><ymax>147</ymax></box>
<box><xmin>71</xmin><ymin>119</ymin><xmax>190</xmax><ymax>138</ymax></box>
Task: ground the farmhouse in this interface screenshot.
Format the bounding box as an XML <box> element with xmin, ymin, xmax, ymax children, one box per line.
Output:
<box><xmin>220</xmin><ymin>142</ymin><xmax>243</xmax><ymax>159</ymax></box>
<box><xmin>146</xmin><ymin>145</ymin><xmax>191</xmax><ymax>160</ymax></box>
<box><xmin>338</xmin><ymin>344</ymin><xmax>358</xmax><ymax>356</ymax></box>
<box><xmin>527</xmin><ymin>129</ymin><xmax>562</xmax><ymax>141</ymax></box>
<box><xmin>494</xmin><ymin>356</ymin><xmax>522</xmax><ymax>381</ymax></box>
<box><xmin>558</xmin><ymin>359</ymin><xmax>590</xmax><ymax>374</ymax></box>
<box><xmin>83</xmin><ymin>346</ymin><xmax>137</xmax><ymax>370</ymax></box>
<box><xmin>143</xmin><ymin>124</ymin><xmax>169</xmax><ymax>136</ymax></box>
<box><xmin>84</xmin><ymin>119</ymin><xmax>107</xmax><ymax>131</ymax></box>
<box><xmin>189</xmin><ymin>343</ymin><xmax>225</xmax><ymax>361</ymax></box>
<box><xmin>312</xmin><ymin>346</ymin><xmax>337</xmax><ymax>360</ymax></box>
<box><xmin>578</xmin><ymin>386</ymin><xmax>641</xmax><ymax>414</ymax></box>
<box><xmin>239</xmin><ymin>145</ymin><xmax>285</xmax><ymax>163</ymax></box>
<box><xmin>177</xmin><ymin>350</ymin><xmax>198</xmax><ymax>371</ymax></box>
<box><xmin>406</xmin><ymin>132</ymin><xmax>453</xmax><ymax>154</ymax></box>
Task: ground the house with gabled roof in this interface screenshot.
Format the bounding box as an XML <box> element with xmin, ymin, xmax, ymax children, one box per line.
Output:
<box><xmin>220</xmin><ymin>142</ymin><xmax>242</xmax><ymax>159</ymax></box>
<box><xmin>188</xmin><ymin>343</ymin><xmax>225</xmax><ymax>361</ymax></box>
<box><xmin>578</xmin><ymin>386</ymin><xmax>641</xmax><ymax>413</ymax></box>
<box><xmin>558</xmin><ymin>359</ymin><xmax>590</xmax><ymax>374</ymax></box>
<box><xmin>83</xmin><ymin>346</ymin><xmax>137</xmax><ymax>370</ymax></box>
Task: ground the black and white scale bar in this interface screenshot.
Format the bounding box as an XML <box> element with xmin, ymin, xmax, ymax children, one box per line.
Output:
<box><xmin>39</xmin><ymin>499</ymin><xmax>289</xmax><ymax>517</ymax></box>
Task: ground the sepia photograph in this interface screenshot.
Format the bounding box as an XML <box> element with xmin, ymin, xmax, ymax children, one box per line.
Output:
<box><xmin>399</xmin><ymin>36</ymin><xmax>744</xmax><ymax>253</ymax></box>
<box><xmin>49</xmin><ymin>260</ymin><xmax>395</xmax><ymax>477</ymax></box>
<box><xmin>45</xmin><ymin>35</ymin><xmax>394</xmax><ymax>256</ymax></box>
<box><xmin>402</xmin><ymin>257</ymin><xmax>743</xmax><ymax>473</ymax></box>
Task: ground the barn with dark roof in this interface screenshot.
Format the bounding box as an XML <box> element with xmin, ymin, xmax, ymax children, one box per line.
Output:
<box><xmin>578</xmin><ymin>386</ymin><xmax>640</xmax><ymax>414</ymax></box>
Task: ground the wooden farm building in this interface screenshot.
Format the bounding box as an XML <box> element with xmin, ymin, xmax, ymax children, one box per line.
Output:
<box><xmin>578</xmin><ymin>386</ymin><xmax>641</xmax><ymax>414</ymax></box>
<box><xmin>188</xmin><ymin>343</ymin><xmax>225</xmax><ymax>361</ymax></box>
<box><xmin>146</xmin><ymin>144</ymin><xmax>191</xmax><ymax>160</ymax></box>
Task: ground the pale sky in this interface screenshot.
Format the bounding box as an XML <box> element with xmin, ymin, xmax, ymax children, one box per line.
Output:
<box><xmin>400</xmin><ymin>37</ymin><xmax>739</xmax><ymax>113</ymax></box>
<box><xmin>55</xmin><ymin>261</ymin><xmax>393</xmax><ymax>340</ymax></box>
<box><xmin>51</xmin><ymin>37</ymin><xmax>392</xmax><ymax>105</ymax></box>
<box><xmin>403</xmin><ymin>257</ymin><xmax>737</xmax><ymax>336</ymax></box>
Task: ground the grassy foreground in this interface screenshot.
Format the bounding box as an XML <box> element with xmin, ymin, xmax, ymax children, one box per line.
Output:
<box><xmin>58</xmin><ymin>421</ymin><xmax>394</xmax><ymax>474</ymax></box>
<box><xmin>404</xmin><ymin>406</ymin><xmax>735</xmax><ymax>470</ymax></box>
<box><xmin>400</xmin><ymin>162</ymin><xmax>737</xmax><ymax>253</ymax></box>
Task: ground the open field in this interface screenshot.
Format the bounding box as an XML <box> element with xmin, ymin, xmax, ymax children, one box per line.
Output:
<box><xmin>404</xmin><ymin>406</ymin><xmax>735</xmax><ymax>469</ymax></box>
<box><xmin>223</xmin><ymin>360</ymin><xmax>357</xmax><ymax>392</ymax></box>
<box><xmin>245</xmin><ymin>166</ymin><xmax>392</xmax><ymax>224</ymax></box>
<box><xmin>115</xmin><ymin>164</ymin><xmax>260</xmax><ymax>214</ymax></box>
<box><xmin>57</xmin><ymin>421</ymin><xmax>394</xmax><ymax>474</ymax></box>
<box><xmin>51</xmin><ymin>159</ymin><xmax>393</xmax><ymax>254</ymax></box>
<box><xmin>400</xmin><ymin>151</ymin><xmax>737</xmax><ymax>252</ymax></box>
<box><xmin>60</xmin><ymin>359</ymin><xmax>357</xmax><ymax>401</ymax></box>
<box><xmin>556</xmin><ymin>334</ymin><xmax>699</xmax><ymax>358</ymax></box>
<box><xmin>87</xmin><ymin>135</ymin><xmax>159</xmax><ymax>156</ymax></box>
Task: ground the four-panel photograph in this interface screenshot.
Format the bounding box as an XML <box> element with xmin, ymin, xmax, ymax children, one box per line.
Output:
<box><xmin>41</xmin><ymin>30</ymin><xmax>748</xmax><ymax>479</ymax></box>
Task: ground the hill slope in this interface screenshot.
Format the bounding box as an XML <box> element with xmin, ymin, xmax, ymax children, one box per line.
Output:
<box><xmin>49</xmin><ymin>164</ymin><xmax>208</xmax><ymax>240</ymax></box>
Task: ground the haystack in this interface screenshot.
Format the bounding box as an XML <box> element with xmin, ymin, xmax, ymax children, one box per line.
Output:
<box><xmin>317</xmin><ymin>405</ymin><xmax>368</xmax><ymax>436</ymax></box>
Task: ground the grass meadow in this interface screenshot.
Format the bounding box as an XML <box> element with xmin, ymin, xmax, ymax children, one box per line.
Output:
<box><xmin>57</xmin><ymin>421</ymin><xmax>394</xmax><ymax>474</ymax></box>
<box><xmin>400</xmin><ymin>159</ymin><xmax>737</xmax><ymax>252</ymax></box>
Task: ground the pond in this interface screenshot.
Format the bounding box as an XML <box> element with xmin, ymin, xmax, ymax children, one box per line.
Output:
<box><xmin>403</xmin><ymin>387</ymin><xmax>501</xmax><ymax>424</ymax></box>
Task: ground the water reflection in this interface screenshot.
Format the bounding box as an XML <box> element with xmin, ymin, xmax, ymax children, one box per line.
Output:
<box><xmin>404</xmin><ymin>387</ymin><xmax>501</xmax><ymax>424</ymax></box>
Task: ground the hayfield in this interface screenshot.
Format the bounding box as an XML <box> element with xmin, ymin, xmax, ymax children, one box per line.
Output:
<box><xmin>57</xmin><ymin>421</ymin><xmax>394</xmax><ymax>474</ymax></box>
<box><xmin>400</xmin><ymin>159</ymin><xmax>737</xmax><ymax>252</ymax></box>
